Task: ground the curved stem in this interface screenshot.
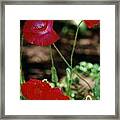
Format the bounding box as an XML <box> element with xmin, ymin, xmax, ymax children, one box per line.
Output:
<box><xmin>50</xmin><ymin>45</ymin><xmax>58</xmax><ymax>87</ymax></box>
<box><xmin>70</xmin><ymin>21</ymin><xmax>83</xmax><ymax>67</ymax></box>
<box><xmin>53</xmin><ymin>40</ymin><xmax>90</xmax><ymax>89</ymax></box>
<box><xmin>52</xmin><ymin>22</ymin><xmax>90</xmax><ymax>90</ymax></box>
<box><xmin>53</xmin><ymin>43</ymin><xmax>72</xmax><ymax>69</ymax></box>
<box><xmin>73</xmin><ymin>71</ymin><xmax>92</xmax><ymax>90</ymax></box>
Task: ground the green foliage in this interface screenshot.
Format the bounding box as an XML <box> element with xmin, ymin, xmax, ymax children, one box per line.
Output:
<box><xmin>51</xmin><ymin>66</ymin><xmax>58</xmax><ymax>87</ymax></box>
<box><xmin>20</xmin><ymin>69</ymin><xmax>25</xmax><ymax>85</ymax></box>
<box><xmin>79</xmin><ymin>22</ymin><xmax>87</xmax><ymax>33</ymax></box>
<box><xmin>65</xmin><ymin>68</ymin><xmax>72</xmax><ymax>97</ymax></box>
<box><xmin>61</xmin><ymin>26</ymin><xmax>68</xmax><ymax>34</ymax></box>
<box><xmin>92</xmin><ymin>79</ymin><xmax>100</xmax><ymax>100</ymax></box>
<box><xmin>75</xmin><ymin>62</ymin><xmax>100</xmax><ymax>79</ymax></box>
<box><xmin>20</xmin><ymin>95</ymin><xmax>26</xmax><ymax>100</ymax></box>
<box><xmin>74</xmin><ymin>61</ymin><xmax>100</xmax><ymax>99</ymax></box>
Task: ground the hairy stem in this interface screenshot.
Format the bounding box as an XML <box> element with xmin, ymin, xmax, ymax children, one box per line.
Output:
<box><xmin>70</xmin><ymin>21</ymin><xmax>83</xmax><ymax>67</ymax></box>
<box><xmin>53</xmin><ymin>43</ymin><xmax>71</xmax><ymax>69</ymax></box>
<box><xmin>73</xmin><ymin>71</ymin><xmax>92</xmax><ymax>90</ymax></box>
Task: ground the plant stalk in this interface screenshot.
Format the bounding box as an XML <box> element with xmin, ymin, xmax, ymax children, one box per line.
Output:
<box><xmin>70</xmin><ymin>21</ymin><xmax>83</xmax><ymax>67</ymax></box>
<box><xmin>53</xmin><ymin>43</ymin><xmax>71</xmax><ymax>69</ymax></box>
<box><xmin>73</xmin><ymin>71</ymin><xmax>92</xmax><ymax>90</ymax></box>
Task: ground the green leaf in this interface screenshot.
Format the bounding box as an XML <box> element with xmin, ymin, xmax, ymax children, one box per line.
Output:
<box><xmin>79</xmin><ymin>22</ymin><xmax>87</xmax><ymax>32</ymax></box>
<box><xmin>93</xmin><ymin>64</ymin><xmax>99</xmax><ymax>70</ymax></box>
<box><xmin>92</xmin><ymin>79</ymin><xmax>100</xmax><ymax>100</ymax></box>
<box><xmin>20</xmin><ymin>95</ymin><xmax>26</xmax><ymax>100</ymax></box>
<box><xmin>61</xmin><ymin>26</ymin><xmax>68</xmax><ymax>34</ymax></box>
<box><xmin>51</xmin><ymin>66</ymin><xmax>58</xmax><ymax>86</ymax></box>
<box><xmin>65</xmin><ymin>68</ymin><xmax>72</xmax><ymax>96</ymax></box>
<box><xmin>87</xmin><ymin>63</ymin><xmax>93</xmax><ymax>69</ymax></box>
<box><xmin>80</xmin><ymin>61</ymin><xmax>87</xmax><ymax>66</ymax></box>
<box><xmin>20</xmin><ymin>69</ymin><xmax>25</xmax><ymax>84</ymax></box>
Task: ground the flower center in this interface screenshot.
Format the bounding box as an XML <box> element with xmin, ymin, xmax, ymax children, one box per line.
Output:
<box><xmin>33</xmin><ymin>22</ymin><xmax>47</xmax><ymax>32</ymax></box>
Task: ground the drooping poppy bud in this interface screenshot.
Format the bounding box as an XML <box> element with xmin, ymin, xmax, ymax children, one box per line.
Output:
<box><xmin>84</xmin><ymin>20</ymin><xmax>100</xmax><ymax>29</ymax></box>
<box><xmin>23</xmin><ymin>20</ymin><xmax>60</xmax><ymax>46</ymax></box>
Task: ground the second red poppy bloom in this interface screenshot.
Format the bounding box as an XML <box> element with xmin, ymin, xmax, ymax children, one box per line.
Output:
<box><xmin>84</xmin><ymin>20</ymin><xmax>100</xmax><ymax>29</ymax></box>
<box><xmin>21</xmin><ymin>79</ymin><xmax>70</xmax><ymax>100</ymax></box>
<box><xmin>23</xmin><ymin>20</ymin><xmax>60</xmax><ymax>46</ymax></box>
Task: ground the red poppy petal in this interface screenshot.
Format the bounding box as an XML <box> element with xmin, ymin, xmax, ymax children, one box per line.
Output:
<box><xmin>21</xmin><ymin>79</ymin><xmax>52</xmax><ymax>99</ymax></box>
<box><xmin>23</xmin><ymin>20</ymin><xmax>60</xmax><ymax>46</ymax></box>
<box><xmin>21</xmin><ymin>79</ymin><xmax>69</xmax><ymax>100</ymax></box>
<box><xmin>32</xmin><ymin>30</ymin><xmax>60</xmax><ymax>46</ymax></box>
<box><xmin>84</xmin><ymin>20</ymin><xmax>100</xmax><ymax>29</ymax></box>
<box><xmin>46</xmin><ymin>88</ymin><xmax>69</xmax><ymax>100</ymax></box>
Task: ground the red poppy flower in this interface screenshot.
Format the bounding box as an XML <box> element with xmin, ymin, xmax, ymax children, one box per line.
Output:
<box><xmin>21</xmin><ymin>79</ymin><xmax>51</xmax><ymax>100</ymax></box>
<box><xmin>47</xmin><ymin>88</ymin><xmax>70</xmax><ymax>100</ymax></box>
<box><xmin>23</xmin><ymin>20</ymin><xmax>60</xmax><ymax>46</ymax></box>
<box><xmin>21</xmin><ymin>79</ymin><xmax>69</xmax><ymax>100</ymax></box>
<box><xmin>84</xmin><ymin>20</ymin><xmax>100</xmax><ymax>29</ymax></box>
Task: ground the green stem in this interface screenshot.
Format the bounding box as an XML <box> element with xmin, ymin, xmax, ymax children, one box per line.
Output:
<box><xmin>50</xmin><ymin>45</ymin><xmax>58</xmax><ymax>87</ymax></box>
<box><xmin>49</xmin><ymin>45</ymin><xmax>54</xmax><ymax>67</ymax></box>
<box><xmin>66</xmin><ymin>68</ymin><xmax>72</xmax><ymax>96</ymax></box>
<box><xmin>70</xmin><ymin>21</ymin><xmax>83</xmax><ymax>67</ymax></box>
<box><xmin>53</xmin><ymin>43</ymin><xmax>72</xmax><ymax>69</ymax></box>
<box><xmin>52</xmin><ymin>21</ymin><xmax>90</xmax><ymax>91</ymax></box>
<box><xmin>73</xmin><ymin>71</ymin><xmax>92</xmax><ymax>90</ymax></box>
<box><xmin>70</xmin><ymin>20</ymin><xmax>92</xmax><ymax>90</ymax></box>
<box><xmin>20</xmin><ymin>34</ymin><xmax>25</xmax><ymax>84</ymax></box>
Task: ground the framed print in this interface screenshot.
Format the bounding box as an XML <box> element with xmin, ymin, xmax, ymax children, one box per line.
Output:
<box><xmin>0</xmin><ymin>0</ymin><xmax>120</xmax><ymax>119</ymax></box>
